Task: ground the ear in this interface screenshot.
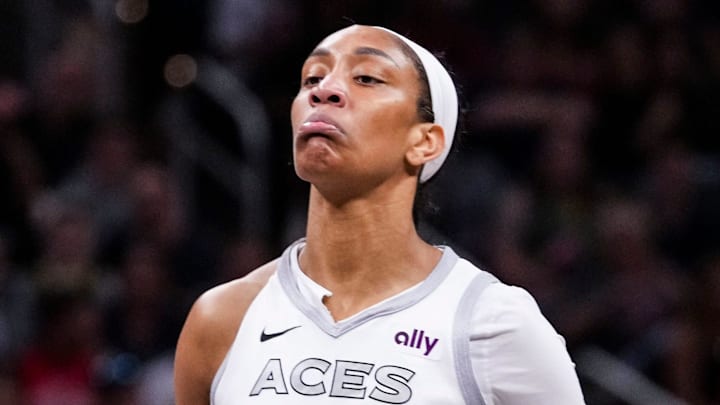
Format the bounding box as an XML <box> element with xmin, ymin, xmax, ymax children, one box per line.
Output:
<box><xmin>405</xmin><ymin>123</ymin><xmax>445</xmax><ymax>169</ymax></box>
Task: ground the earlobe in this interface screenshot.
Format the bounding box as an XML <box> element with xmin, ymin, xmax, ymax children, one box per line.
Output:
<box><xmin>406</xmin><ymin>123</ymin><xmax>445</xmax><ymax>168</ymax></box>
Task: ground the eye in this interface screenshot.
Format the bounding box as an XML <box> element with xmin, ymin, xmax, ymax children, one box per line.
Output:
<box><xmin>303</xmin><ymin>76</ymin><xmax>323</xmax><ymax>86</ymax></box>
<box><xmin>355</xmin><ymin>75</ymin><xmax>383</xmax><ymax>85</ymax></box>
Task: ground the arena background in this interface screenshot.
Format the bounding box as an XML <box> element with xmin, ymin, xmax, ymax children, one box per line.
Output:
<box><xmin>1</xmin><ymin>0</ymin><xmax>719</xmax><ymax>404</ymax></box>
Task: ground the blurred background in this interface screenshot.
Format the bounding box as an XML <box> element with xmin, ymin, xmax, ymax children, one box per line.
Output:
<box><xmin>0</xmin><ymin>0</ymin><xmax>719</xmax><ymax>404</ymax></box>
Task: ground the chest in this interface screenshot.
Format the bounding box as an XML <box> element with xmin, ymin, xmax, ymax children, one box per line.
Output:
<box><xmin>212</xmin><ymin>280</ymin><xmax>468</xmax><ymax>404</ymax></box>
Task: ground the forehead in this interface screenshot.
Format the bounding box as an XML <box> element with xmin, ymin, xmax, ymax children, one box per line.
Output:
<box><xmin>309</xmin><ymin>25</ymin><xmax>414</xmax><ymax>67</ymax></box>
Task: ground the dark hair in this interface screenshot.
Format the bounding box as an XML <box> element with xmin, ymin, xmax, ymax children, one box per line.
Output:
<box><xmin>389</xmin><ymin>35</ymin><xmax>463</xmax><ymax>226</ymax></box>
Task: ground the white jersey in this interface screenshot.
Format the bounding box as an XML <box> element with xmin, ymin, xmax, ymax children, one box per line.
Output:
<box><xmin>211</xmin><ymin>240</ymin><xmax>585</xmax><ymax>404</ymax></box>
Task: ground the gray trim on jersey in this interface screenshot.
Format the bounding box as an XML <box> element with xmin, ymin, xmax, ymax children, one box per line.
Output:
<box><xmin>452</xmin><ymin>270</ymin><xmax>498</xmax><ymax>405</ymax></box>
<box><xmin>210</xmin><ymin>350</ymin><xmax>231</xmax><ymax>405</ymax></box>
<box><xmin>277</xmin><ymin>238</ymin><xmax>460</xmax><ymax>338</ymax></box>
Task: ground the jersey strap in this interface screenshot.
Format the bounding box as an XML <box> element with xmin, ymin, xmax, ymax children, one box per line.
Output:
<box><xmin>452</xmin><ymin>269</ymin><xmax>498</xmax><ymax>405</ymax></box>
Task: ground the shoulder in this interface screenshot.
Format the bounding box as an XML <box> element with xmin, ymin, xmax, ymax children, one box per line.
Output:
<box><xmin>453</xmin><ymin>256</ymin><xmax>544</xmax><ymax>326</ymax></box>
<box><xmin>191</xmin><ymin>259</ymin><xmax>279</xmax><ymax>333</ymax></box>
<box><xmin>174</xmin><ymin>259</ymin><xmax>278</xmax><ymax>405</ymax></box>
<box><xmin>475</xmin><ymin>283</ymin><xmax>545</xmax><ymax>323</ymax></box>
<box><xmin>469</xmin><ymin>283</ymin><xmax>585</xmax><ymax>403</ymax></box>
<box><xmin>470</xmin><ymin>282</ymin><xmax>563</xmax><ymax>346</ymax></box>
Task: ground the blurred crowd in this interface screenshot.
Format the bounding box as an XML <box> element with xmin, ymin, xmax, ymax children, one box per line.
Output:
<box><xmin>0</xmin><ymin>0</ymin><xmax>719</xmax><ymax>404</ymax></box>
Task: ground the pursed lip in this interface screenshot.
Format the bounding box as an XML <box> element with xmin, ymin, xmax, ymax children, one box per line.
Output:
<box><xmin>297</xmin><ymin>113</ymin><xmax>345</xmax><ymax>140</ymax></box>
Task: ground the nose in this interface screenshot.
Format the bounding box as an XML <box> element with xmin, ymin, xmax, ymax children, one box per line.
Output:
<box><xmin>308</xmin><ymin>84</ymin><xmax>346</xmax><ymax>107</ymax></box>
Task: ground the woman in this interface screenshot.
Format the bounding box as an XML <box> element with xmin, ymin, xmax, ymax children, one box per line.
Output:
<box><xmin>174</xmin><ymin>24</ymin><xmax>585</xmax><ymax>404</ymax></box>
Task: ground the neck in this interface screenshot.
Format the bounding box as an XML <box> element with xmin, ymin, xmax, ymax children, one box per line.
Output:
<box><xmin>300</xmin><ymin>178</ymin><xmax>441</xmax><ymax>319</ymax></box>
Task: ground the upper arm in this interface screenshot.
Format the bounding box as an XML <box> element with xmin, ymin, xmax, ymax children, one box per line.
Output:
<box><xmin>174</xmin><ymin>294</ymin><xmax>222</xmax><ymax>405</ymax></box>
<box><xmin>470</xmin><ymin>285</ymin><xmax>586</xmax><ymax>405</ymax></box>
<box><xmin>174</xmin><ymin>261</ymin><xmax>278</xmax><ymax>405</ymax></box>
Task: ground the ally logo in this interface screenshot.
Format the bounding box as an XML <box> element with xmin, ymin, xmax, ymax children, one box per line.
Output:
<box><xmin>394</xmin><ymin>329</ymin><xmax>439</xmax><ymax>356</ymax></box>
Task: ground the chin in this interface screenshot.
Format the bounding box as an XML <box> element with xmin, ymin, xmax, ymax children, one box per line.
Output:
<box><xmin>295</xmin><ymin>163</ymin><xmax>358</xmax><ymax>198</ymax></box>
<box><xmin>294</xmin><ymin>161</ymin><xmax>333</xmax><ymax>184</ymax></box>
<box><xmin>293</xmin><ymin>147</ymin><xmax>341</xmax><ymax>180</ymax></box>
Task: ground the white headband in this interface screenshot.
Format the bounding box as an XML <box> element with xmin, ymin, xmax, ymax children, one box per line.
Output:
<box><xmin>375</xmin><ymin>26</ymin><xmax>458</xmax><ymax>183</ymax></box>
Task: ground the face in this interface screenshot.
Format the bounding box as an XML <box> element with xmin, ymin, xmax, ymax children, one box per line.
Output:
<box><xmin>291</xmin><ymin>25</ymin><xmax>425</xmax><ymax>191</ymax></box>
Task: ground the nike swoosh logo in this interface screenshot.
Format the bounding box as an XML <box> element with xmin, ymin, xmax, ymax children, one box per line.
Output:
<box><xmin>260</xmin><ymin>325</ymin><xmax>302</xmax><ymax>342</ymax></box>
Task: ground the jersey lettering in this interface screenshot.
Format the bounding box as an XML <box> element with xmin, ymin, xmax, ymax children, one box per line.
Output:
<box><xmin>249</xmin><ymin>358</ymin><xmax>288</xmax><ymax>396</ymax></box>
<box><xmin>370</xmin><ymin>365</ymin><xmax>415</xmax><ymax>404</ymax></box>
<box><xmin>329</xmin><ymin>360</ymin><xmax>373</xmax><ymax>399</ymax></box>
<box><xmin>250</xmin><ymin>358</ymin><xmax>414</xmax><ymax>402</ymax></box>
<box><xmin>290</xmin><ymin>358</ymin><xmax>331</xmax><ymax>395</ymax></box>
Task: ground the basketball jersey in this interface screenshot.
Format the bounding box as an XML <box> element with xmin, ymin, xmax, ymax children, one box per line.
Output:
<box><xmin>211</xmin><ymin>239</ymin><xmax>498</xmax><ymax>404</ymax></box>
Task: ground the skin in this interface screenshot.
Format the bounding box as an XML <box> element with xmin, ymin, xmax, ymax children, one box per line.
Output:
<box><xmin>174</xmin><ymin>25</ymin><xmax>446</xmax><ymax>405</ymax></box>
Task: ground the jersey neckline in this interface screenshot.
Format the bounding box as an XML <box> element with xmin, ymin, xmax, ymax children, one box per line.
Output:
<box><xmin>276</xmin><ymin>238</ymin><xmax>459</xmax><ymax>338</ymax></box>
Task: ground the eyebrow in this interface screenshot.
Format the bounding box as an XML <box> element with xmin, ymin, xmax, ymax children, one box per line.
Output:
<box><xmin>354</xmin><ymin>47</ymin><xmax>399</xmax><ymax>66</ymax></box>
<box><xmin>308</xmin><ymin>46</ymin><xmax>399</xmax><ymax>67</ymax></box>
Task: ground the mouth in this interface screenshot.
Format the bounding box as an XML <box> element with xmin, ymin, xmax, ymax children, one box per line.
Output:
<box><xmin>297</xmin><ymin>114</ymin><xmax>345</xmax><ymax>140</ymax></box>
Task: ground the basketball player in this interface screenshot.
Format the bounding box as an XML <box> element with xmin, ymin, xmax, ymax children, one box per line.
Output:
<box><xmin>174</xmin><ymin>24</ymin><xmax>586</xmax><ymax>404</ymax></box>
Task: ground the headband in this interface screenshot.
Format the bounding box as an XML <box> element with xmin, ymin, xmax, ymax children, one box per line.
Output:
<box><xmin>375</xmin><ymin>26</ymin><xmax>458</xmax><ymax>183</ymax></box>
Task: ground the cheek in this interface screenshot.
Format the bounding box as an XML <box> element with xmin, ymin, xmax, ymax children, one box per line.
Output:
<box><xmin>290</xmin><ymin>93</ymin><xmax>306</xmax><ymax>132</ymax></box>
<box><xmin>363</xmin><ymin>99</ymin><xmax>416</xmax><ymax>143</ymax></box>
<box><xmin>355</xmin><ymin>105</ymin><xmax>415</xmax><ymax>165</ymax></box>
